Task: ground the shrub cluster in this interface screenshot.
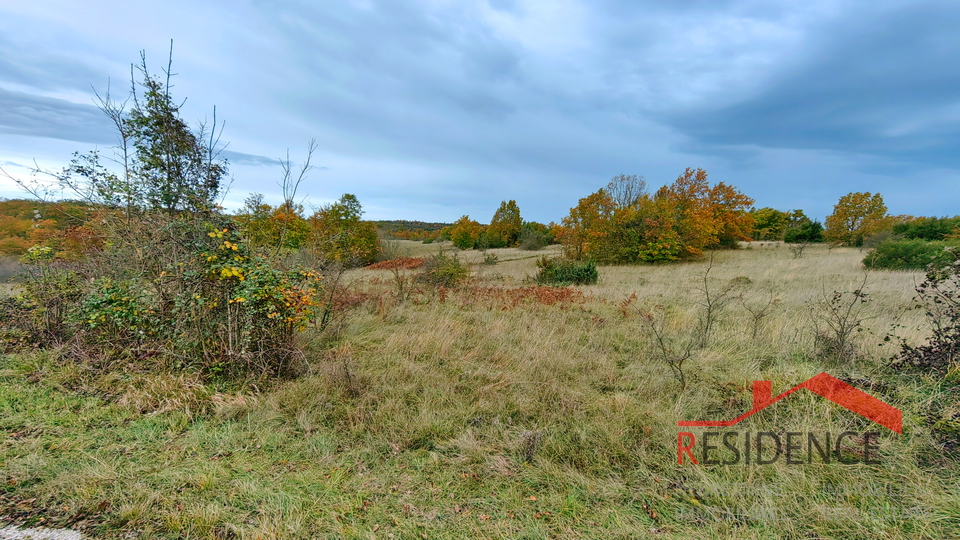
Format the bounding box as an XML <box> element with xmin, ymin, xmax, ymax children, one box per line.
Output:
<box><xmin>12</xmin><ymin>218</ymin><xmax>326</xmax><ymax>377</ymax></box>
<box><xmin>863</xmin><ymin>239</ymin><xmax>957</xmax><ymax>270</ymax></box>
<box><xmin>535</xmin><ymin>256</ymin><xmax>598</xmax><ymax>285</ymax></box>
<box><xmin>890</xmin><ymin>251</ymin><xmax>960</xmax><ymax>375</ymax></box>
<box><xmin>893</xmin><ymin>216</ymin><xmax>960</xmax><ymax>241</ymax></box>
<box><xmin>517</xmin><ymin>222</ymin><xmax>553</xmax><ymax>251</ymax></box>
<box><xmin>418</xmin><ymin>249</ymin><xmax>470</xmax><ymax>287</ymax></box>
<box><xmin>4</xmin><ymin>56</ymin><xmax>343</xmax><ymax>378</ymax></box>
<box><xmin>553</xmin><ymin>169</ymin><xmax>754</xmax><ymax>263</ymax></box>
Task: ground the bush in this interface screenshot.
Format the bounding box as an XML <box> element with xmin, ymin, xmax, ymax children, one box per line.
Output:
<box><xmin>863</xmin><ymin>239</ymin><xmax>956</xmax><ymax>270</ymax></box>
<box><xmin>518</xmin><ymin>226</ymin><xmax>550</xmax><ymax>251</ymax></box>
<box><xmin>784</xmin><ymin>220</ymin><xmax>824</xmax><ymax>244</ymax></box>
<box><xmin>637</xmin><ymin>240</ymin><xmax>683</xmax><ymax>263</ymax></box>
<box><xmin>890</xmin><ymin>250</ymin><xmax>960</xmax><ymax>375</ymax></box>
<box><xmin>893</xmin><ymin>216</ymin><xmax>960</xmax><ymax>241</ymax></box>
<box><xmin>419</xmin><ymin>249</ymin><xmax>470</xmax><ymax>287</ymax></box>
<box><xmin>535</xmin><ymin>256</ymin><xmax>598</xmax><ymax>285</ymax></box>
<box><xmin>63</xmin><ymin>222</ymin><xmax>325</xmax><ymax>377</ymax></box>
<box><xmin>16</xmin><ymin>247</ymin><xmax>84</xmax><ymax>340</ymax></box>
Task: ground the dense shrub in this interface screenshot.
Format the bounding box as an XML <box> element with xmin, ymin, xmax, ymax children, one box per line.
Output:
<box><xmin>16</xmin><ymin>246</ymin><xmax>84</xmax><ymax>340</ymax></box>
<box><xmin>8</xmin><ymin>55</ymin><xmax>334</xmax><ymax>378</ymax></box>
<box><xmin>0</xmin><ymin>297</ymin><xmax>39</xmax><ymax>350</ymax></box>
<box><xmin>784</xmin><ymin>219</ymin><xmax>824</xmax><ymax>244</ymax></box>
<box><xmin>535</xmin><ymin>256</ymin><xmax>598</xmax><ymax>285</ymax></box>
<box><xmin>893</xmin><ymin>216</ymin><xmax>960</xmax><ymax>241</ymax></box>
<box><xmin>518</xmin><ymin>227</ymin><xmax>550</xmax><ymax>251</ymax></box>
<box><xmin>419</xmin><ymin>249</ymin><xmax>470</xmax><ymax>287</ymax></box>
<box><xmin>863</xmin><ymin>239</ymin><xmax>956</xmax><ymax>270</ymax></box>
<box><xmin>636</xmin><ymin>240</ymin><xmax>683</xmax><ymax>262</ymax></box>
<box><xmin>890</xmin><ymin>251</ymin><xmax>960</xmax><ymax>375</ymax></box>
<box><xmin>861</xmin><ymin>230</ymin><xmax>902</xmax><ymax>250</ymax></box>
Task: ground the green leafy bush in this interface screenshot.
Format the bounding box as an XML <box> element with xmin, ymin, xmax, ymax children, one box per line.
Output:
<box><xmin>518</xmin><ymin>221</ymin><xmax>554</xmax><ymax>251</ymax></box>
<box><xmin>419</xmin><ymin>249</ymin><xmax>470</xmax><ymax>287</ymax></box>
<box><xmin>636</xmin><ymin>240</ymin><xmax>683</xmax><ymax>263</ymax></box>
<box><xmin>535</xmin><ymin>256</ymin><xmax>598</xmax><ymax>285</ymax></box>
<box><xmin>784</xmin><ymin>220</ymin><xmax>824</xmax><ymax>243</ymax></box>
<box><xmin>863</xmin><ymin>239</ymin><xmax>956</xmax><ymax>270</ymax></box>
<box><xmin>76</xmin><ymin>278</ymin><xmax>154</xmax><ymax>344</ymax></box>
<box><xmin>893</xmin><ymin>216</ymin><xmax>960</xmax><ymax>241</ymax></box>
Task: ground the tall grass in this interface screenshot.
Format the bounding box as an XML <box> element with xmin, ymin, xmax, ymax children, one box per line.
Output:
<box><xmin>0</xmin><ymin>242</ymin><xmax>956</xmax><ymax>538</ymax></box>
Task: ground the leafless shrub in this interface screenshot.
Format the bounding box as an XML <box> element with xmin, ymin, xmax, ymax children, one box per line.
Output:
<box><xmin>810</xmin><ymin>272</ymin><xmax>875</xmax><ymax>363</ymax></box>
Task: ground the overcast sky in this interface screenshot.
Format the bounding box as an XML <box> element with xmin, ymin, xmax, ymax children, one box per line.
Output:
<box><xmin>0</xmin><ymin>0</ymin><xmax>957</xmax><ymax>223</ymax></box>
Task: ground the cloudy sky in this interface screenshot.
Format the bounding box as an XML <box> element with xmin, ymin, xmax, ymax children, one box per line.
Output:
<box><xmin>0</xmin><ymin>0</ymin><xmax>957</xmax><ymax>223</ymax></box>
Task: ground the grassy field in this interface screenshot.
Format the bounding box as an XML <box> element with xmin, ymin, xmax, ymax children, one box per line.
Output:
<box><xmin>1</xmin><ymin>242</ymin><xmax>958</xmax><ymax>539</ymax></box>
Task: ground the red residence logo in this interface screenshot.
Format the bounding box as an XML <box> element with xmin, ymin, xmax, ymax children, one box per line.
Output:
<box><xmin>676</xmin><ymin>372</ymin><xmax>902</xmax><ymax>465</ymax></box>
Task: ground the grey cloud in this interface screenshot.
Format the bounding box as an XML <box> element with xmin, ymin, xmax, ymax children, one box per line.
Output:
<box><xmin>1</xmin><ymin>0</ymin><xmax>958</xmax><ymax>222</ymax></box>
<box><xmin>0</xmin><ymin>35</ymin><xmax>107</xmax><ymax>93</ymax></box>
<box><xmin>666</xmin><ymin>1</ymin><xmax>960</xmax><ymax>168</ymax></box>
<box><xmin>222</xmin><ymin>150</ymin><xmax>332</xmax><ymax>171</ymax></box>
<box><xmin>0</xmin><ymin>87</ymin><xmax>114</xmax><ymax>144</ymax></box>
<box><xmin>221</xmin><ymin>150</ymin><xmax>282</xmax><ymax>167</ymax></box>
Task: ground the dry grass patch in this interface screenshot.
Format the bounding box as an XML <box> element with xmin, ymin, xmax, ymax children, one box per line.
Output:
<box><xmin>1</xmin><ymin>244</ymin><xmax>957</xmax><ymax>538</ymax></box>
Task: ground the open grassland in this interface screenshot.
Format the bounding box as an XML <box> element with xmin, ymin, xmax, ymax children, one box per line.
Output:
<box><xmin>1</xmin><ymin>243</ymin><xmax>958</xmax><ymax>539</ymax></box>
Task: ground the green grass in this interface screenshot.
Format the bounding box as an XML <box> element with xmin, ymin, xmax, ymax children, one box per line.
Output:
<box><xmin>1</xmin><ymin>245</ymin><xmax>958</xmax><ymax>538</ymax></box>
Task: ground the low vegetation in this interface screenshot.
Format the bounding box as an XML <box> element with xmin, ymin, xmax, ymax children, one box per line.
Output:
<box><xmin>534</xmin><ymin>256</ymin><xmax>599</xmax><ymax>286</ymax></box>
<box><xmin>863</xmin><ymin>239</ymin><xmax>958</xmax><ymax>270</ymax></box>
<box><xmin>2</xmin><ymin>243</ymin><xmax>958</xmax><ymax>538</ymax></box>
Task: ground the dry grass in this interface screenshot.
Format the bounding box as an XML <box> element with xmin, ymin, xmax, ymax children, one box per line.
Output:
<box><xmin>1</xmin><ymin>243</ymin><xmax>956</xmax><ymax>539</ymax></box>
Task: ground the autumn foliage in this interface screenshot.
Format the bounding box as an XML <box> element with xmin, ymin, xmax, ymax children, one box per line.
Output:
<box><xmin>0</xmin><ymin>200</ymin><xmax>101</xmax><ymax>258</ymax></box>
<box><xmin>449</xmin><ymin>215</ymin><xmax>484</xmax><ymax>250</ymax></box>
<box><xmin>825</xmin><ymin>192</ymin><xmax>891</xmax><ymax>246</ymax></box>
<box><xmin>554</xmin><ymin>169</ymin><xmax>754</xmax><ymax>263</ymax></box>
<box><xmin>486</xmin><ymin>200</ymin><xmax>523</xmax><ymax>248</ymax></box>
<box><xmin>234</xmin><ymin>193</ymin><xmax>380</xmax><ymax>265</ymax></box>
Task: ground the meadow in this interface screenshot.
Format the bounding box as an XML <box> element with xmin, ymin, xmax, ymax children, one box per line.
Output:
<box><xmin>1</xmin><ymin>241</ymin><xmax>957</xmax><ymax>539</ymax></box>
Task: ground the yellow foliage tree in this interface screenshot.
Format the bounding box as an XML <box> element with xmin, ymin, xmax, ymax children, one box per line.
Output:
<box><xmin>486</xmin><ymin>200</ymin><xmax>522</xmax><ymax>248</ymax></box>
<box><xmin>450</xmin><ymin>215</ymin><xmax>484</xmax><ymax>250</ymax></box>
<box><xmin>309</xmin><ymin>194</ymin><xmax>379</xmax><ymax>265</ymax></box>
<box><xmin>709</xmin><ymin>182</ymin><xmax>755</xmax><ymax>248</ymax></box>
<box><xmin>825</xmin><ymin>192</ymin><xmax>890</xmax><ymax>246</ymax></box>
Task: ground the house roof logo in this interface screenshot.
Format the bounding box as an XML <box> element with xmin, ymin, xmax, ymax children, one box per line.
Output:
<box><xmin>678</xmin><ymin>372</ymin><xmax>902</xmax><ymax>433</ymax></box>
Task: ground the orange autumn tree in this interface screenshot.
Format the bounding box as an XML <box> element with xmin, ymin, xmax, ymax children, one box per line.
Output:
<box><xmin>653</xmin><ymin>168</ymin><xmax>719</xmax><ymax>257</ymax></box>
<box><xmin>556</xmin><ymin>169</ymin><xmax>754</xmax><ymax>263</ymax></box>
<box><xmin>709</xmin><ymin>181</ymin><xmax>756</xmax><ymax>248</ymax></box>
<box><xmin>554</xmin><ymin>189</ymin><xmax>616</xmax><ymax>259</ymax></box>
